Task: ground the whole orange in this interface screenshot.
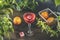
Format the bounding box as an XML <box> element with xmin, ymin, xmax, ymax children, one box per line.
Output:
<box><xmin>13</xmin><ymin>16</ymin><xmax>22</xmax><ymax>25</ymax></box>
<box><xmin>41</xmin><ymin>11</ymin><xmax>48</xmax><ymax>19</ymax></box>
<box><xmin>46</xmin><ymin>17</ymin><xmax>55</xmax><ymax>25</ymax></box>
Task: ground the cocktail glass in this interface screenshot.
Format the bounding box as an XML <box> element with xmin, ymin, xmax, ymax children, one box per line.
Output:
<box><xmin>23</xmin><ymin>12</ymin><xmax>36</xmax><ymax>36</ymax></box>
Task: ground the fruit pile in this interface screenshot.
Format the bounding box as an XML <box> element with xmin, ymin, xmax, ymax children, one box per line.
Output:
<box><xmin>40</xmin><ymin>11</ymin><xmax>56</xmax><ymax>26</ymax></box>
<box><xmin>37</xmin><ymin>8</ymin><xmax>60</xmax><ymax>37</ymax></box>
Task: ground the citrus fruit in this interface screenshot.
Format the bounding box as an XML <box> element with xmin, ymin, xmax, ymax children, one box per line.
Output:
<box><xmin>46</xmin><ymin>17</ymin><xmax>55</xmax><ymax>25</ymax></box>
<box><xmin>13</xmin><ymin>16</ymin><xmax>22</xmax><ymax>25</ymax></box>
<box><xmin>41</xmin><ymin>11</ymin><xmax>48</xmax><ymax>19</ymax></box>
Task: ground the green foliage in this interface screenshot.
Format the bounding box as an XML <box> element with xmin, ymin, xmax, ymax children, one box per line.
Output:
<box><xmin>0</xmin><ymin>0</ymin><xmax>15</xmax><ymax>9</ymax></box>
<box><xmin>0</xmin><ymin>36</ymin><xmax>3</xmax><ymax>40</ymax></box>
<box><xmin>0</xmin><ymin>15</ymin><xmax>14</xmax><ymax>38</ymax></box>
<box><xmin>57</xmin><ymin>16</ymin><xmax>60</xmax><ymax>20</ymax></box>
<box><xmin>40</xmin><ymin>0</ymin><xmax>44</xmax><ymax>2</ymax></box>
<box><xmin>36</xmin><ymin>17</ymin><xmax>60</xmax><ymax>37</ymax></box>
<box><xmin>17</xmin><ymin>0</ymin><xmax>38</xmax><ymax>12</ymax></box>
<box><xmin>39</xmin><ymin>0</ymin><xmax>49</xmax><ymax>2</ymax></box>
<box><xmin>55</xmin><ymin>0</ymin><xmax>60</xmax><ymax>6</ymax></box>
<box><xmin>57</xmin><ymin>16</ymin><xmax>60</xmax><ymax>32</ymax></box>
<box><xmin>0</xmin><ymin>0</ymin><xmax>15</xmax><ymax>40</ymax></box>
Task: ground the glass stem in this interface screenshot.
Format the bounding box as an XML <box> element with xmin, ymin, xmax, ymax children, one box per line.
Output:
<box><xmin>28</xmin><ymin>23</ymin><xmax>32</xmax><ymax>34</ymax></box>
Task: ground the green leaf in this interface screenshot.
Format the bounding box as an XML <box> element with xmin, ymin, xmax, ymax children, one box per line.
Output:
<box><xmin>36</xmin><ymin>2</ymin><xmax>38</xmax><ymax>5</ymax></box>
<box><xmin>40</xmin><ymin>0</ymin><xmax>44</xmax><ymax>2</ymax></box>
<box><xmin>50</xmin><ymin>34</ymin><xmax>54</xmax><ymax>37</ymax></box>
<box><xmin>55</xmin><ymin>0</ymin><xmax>60</xmax><ymax>6</ymax></box>
<box><xmin>4</xmin><ymin>32</ymin><xmax>10</xmax><ymax>39</ymax></box>
<box><xmin>36</xmin><ymin>17</ymin><xmax>59</xmax><ymax>37</ymax></box>
<box><xmin>6</xmin><ymin>14</ymin><xmax>12</xmax><ymax>21</ymax></box>
<box><xmin>0</xmin><ymin>0</ymin><xmax>4</xmax><ymax>9</ymax></box>
<box><xmin>16</xmin><ymin>5</ymin><xmax>21</xmax><ymax>11</ymax></box>
<box><xmin>57</xmin><ymin>16</ymin><xmax>60</xmax><ymax>20</ymax></box>
<box><xmin>33</xmin><ymin>0</ymin><xmax>35</xmax><ymax>4</ymax></box>
<box><xmin>3</xmin><ymin>26</ymin><xmax>8</xmax><ymax>31</ymax></box>
<box><xmin>45</xmin><ymin>0</ymin><xmax>49</xmax><ymax>2</ymax></box>
<box><xmin>12</xmin><ymin>0</ymin><xmax>16</xmax><ymax>3</ymax></box>
<box><xmin>7</xmin><ymin>8</ymin><xmax>13</xmax><ymax>15</ymax></box>
<box><xmin>0</xmin><ymin>30</ymin><xmax>2</xmax><ymax>35</ymax></box>
<box><xmin>0</xmin><ymin>36</ymin><xmax>3</xmax><ymax>40</ymax></box>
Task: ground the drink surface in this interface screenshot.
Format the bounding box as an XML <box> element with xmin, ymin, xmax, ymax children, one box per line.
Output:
<box><xmin>23</xmin><ymin>12</ymin><xmax>36</xmax><ymax>24</ymax></box>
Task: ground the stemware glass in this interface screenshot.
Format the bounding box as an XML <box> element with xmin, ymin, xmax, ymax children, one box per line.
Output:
<box><xmin>23</xmin><ymin>12</ymin><xmax>36</xmax><ymax>36</ymax></box>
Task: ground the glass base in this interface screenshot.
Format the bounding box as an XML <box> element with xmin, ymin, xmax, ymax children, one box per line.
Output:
<box><xmin>26</xmin><ymin>31</ymin><xmax>33</xmax><ymax>36</ymax></box>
